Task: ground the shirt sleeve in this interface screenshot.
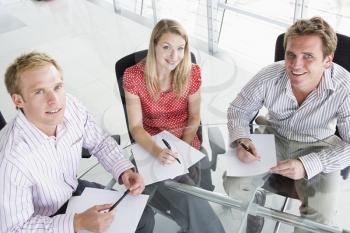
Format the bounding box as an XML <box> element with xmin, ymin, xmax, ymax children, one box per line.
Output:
<box><xmin>123</xmin><ymin>65</ymin><xmax>141</xmax><ymax>95</ymax></box>
<box><xmin>0</xmin><ymin>161</ymin><xmax>75</xmax><ymax>233</ymax></box>
<box><xmin>227</xmin><ymin>68</ymin><xmax>266</xmax><ymax>143</ymax></box>
<box><xmin>70</xmin><ymin>97</ymin><xmax>134</xmax><ymax>182</ymax></box>
<box><xmin>189</xmin><ymin>64</ymin><xmax>201</xmax><ymax>95</ymax></box>
<box><xmin>299</xmin><ymin>92</ymin><xmax>350</xmax><ymax>179</ymax></box>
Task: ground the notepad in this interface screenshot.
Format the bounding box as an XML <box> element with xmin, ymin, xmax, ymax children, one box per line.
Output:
<box><xmin>222</xmin><ymin>134</ymin><xmax>277</xmax><ymax>177</ymax></box>
<box><xmin>132</xmin><ymin>130</ymin><xmax>205</xmax><ymax>185</ymax></box>
<box><xmin>66</xmin><ymin>188</ymin><xmax>149</xmax><ymax>233</ymax></box>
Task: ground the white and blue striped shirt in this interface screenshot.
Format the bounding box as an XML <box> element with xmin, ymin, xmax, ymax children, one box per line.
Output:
<box><xmin>228</xmin><ymin>61</ymin><xmax>350</xmax><ymax>179</ymax></box>
<box><xmin>0</xmin><ymin>94</ymin><xmax>134</xmax><ymax>233</ymax></box>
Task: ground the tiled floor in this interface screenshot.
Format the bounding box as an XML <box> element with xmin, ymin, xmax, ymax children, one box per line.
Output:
<box><xmin>1</xmin><ymin>1</ymin><xmax>350</xmax><ymax>233</ymax></box>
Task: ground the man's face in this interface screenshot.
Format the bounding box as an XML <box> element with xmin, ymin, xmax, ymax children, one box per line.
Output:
<box><xmin>12</xmin><ymin>64</ymin><xmax>66</xmax><ymax>136</ymax></box>
<box><xmin>285</xmin><ymin>34</ymin><xmax>333</xmax><ymax>91</ymax></box>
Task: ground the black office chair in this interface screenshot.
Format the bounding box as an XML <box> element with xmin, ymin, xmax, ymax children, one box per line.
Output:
<box><xmin>115</xmin><ymin>49</ymin><xmax>225</xmax><ymax>180</ymax></box>
<box><xmin>115</xmin><ymin>50</ymin><xmax>198</xmax><ymax>141</ymax></box>
<box><xmin>0</xmin><ymin>111</ymin><xmax>6</xmax><ymax>131</ymax></box>
<box><xmin>115</xmin><ymin>50</ymin><xmax>226</xmax><ymax>175</ymax></box>
<box><xmin>114</xmin><ymin>50</ymin><xmax>227</xmax><ymax>226</ymax></box>
<box><xmin>274</xmin><ymin>32</ymin><xmax>350</xmax><ymax>180</ymax></box>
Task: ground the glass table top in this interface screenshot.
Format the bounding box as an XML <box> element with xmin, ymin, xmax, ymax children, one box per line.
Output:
<box><xmin>80</xmin><ymin>123</ymin><xmax>350</xmax><ymax>233</ymax></box>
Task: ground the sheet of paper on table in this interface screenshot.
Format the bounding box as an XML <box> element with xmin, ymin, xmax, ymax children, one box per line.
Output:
<box><xmin>132</xmin><ymin>130</ymin><xmax>205</xmax><ymax>185</ymax></box>
<box><xmin>66</xmin><ymin>188</ymin><xmax>149</xmax><ymax>233</ymax></box>
<box><xmin>223</xmin><ymin>134</ymin><xmax>277</xmax><ymax>177</ymax></box>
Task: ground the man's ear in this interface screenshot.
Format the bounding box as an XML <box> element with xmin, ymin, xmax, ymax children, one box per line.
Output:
<box><xmin>324</xmin><ymin>53</ymin><xmax>334</xmax><ymax>68</ymax></box>
<box><xmin>12</xmin><ymin>94</ymin><xmax>24</xmax><ymax>109</ymax></box>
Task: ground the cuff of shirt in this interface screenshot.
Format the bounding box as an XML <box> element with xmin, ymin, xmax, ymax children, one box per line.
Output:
<box><xmin>229</xmin><ymin>128</ymin><xmax>250</xmax><ymax>144</ymax></box>
<box><xmin>52</xmin><ymin>213</ymin><xmax>75</xmax><ymax>233</ymax></box>
<box><xmin>298</xmin><ymin>153</ymin><xmax>323</xmax><ymax>179</ymax></box>
<box><xmin>112</xmin><ymin>160</ymin><xmax>135</xmax><ymax>184</ymax></box>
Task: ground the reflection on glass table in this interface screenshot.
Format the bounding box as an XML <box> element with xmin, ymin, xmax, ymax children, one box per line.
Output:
<box><xmin>80</xmin><ymin>123</ymin><xmax>350</xmax><ymax>233</ymax></box>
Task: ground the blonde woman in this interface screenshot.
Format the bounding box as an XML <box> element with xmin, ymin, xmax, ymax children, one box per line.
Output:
<box><xmin>123</xmin><ymin>19</ymin><xmax>224</xmax><ymax>233</ymax></box>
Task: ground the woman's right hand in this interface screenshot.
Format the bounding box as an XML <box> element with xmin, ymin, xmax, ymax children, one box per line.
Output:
<box><xmin>157</xmin><ymin>148</ymin><xmax>179</xmax><ymax>165</ymax></box>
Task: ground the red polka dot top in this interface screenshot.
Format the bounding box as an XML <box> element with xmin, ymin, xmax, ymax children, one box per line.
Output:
<box><xmin>123</xmin><ymin>61</ymin><xmax>201</xmax><ymax>150</ymax></box>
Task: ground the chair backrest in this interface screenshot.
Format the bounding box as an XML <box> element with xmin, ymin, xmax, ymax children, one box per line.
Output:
<box><xmin>0</xmin><ymin>111</ymin><xmax>6</xmax><ymax>131</ymax></box>
<box><xmin>274</xmin><ymin>32</ymin><xmax>350</xmax><ymax>72</ymax></box>
<box><xmin>115</xmin><ymin>50</ymin><xmax>198</xmax><ymax>143</ymax></box>
<box><xmin>115</xmin><ymin>50</ymin><xmax>148</xmax><ymax>143</ymax></box>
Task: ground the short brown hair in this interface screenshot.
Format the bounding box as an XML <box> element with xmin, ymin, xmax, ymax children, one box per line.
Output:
<box><xmin>5</xmin><ymin>52</ymin><xmax>62</xmax><ymax>96</ymax></box>
<box><xmin>284</xmin><ymin>16</ymin><xmax>337</xmax><ymax>58</ymax></box>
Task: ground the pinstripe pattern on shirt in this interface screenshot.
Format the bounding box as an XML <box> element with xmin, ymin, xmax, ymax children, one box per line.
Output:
<box><xmin>228</xmin><ymin>61</ymin><xmax>350</xmax><ymax>179</ymax></box>
<box><xmin>0</xmin><ymin>94</ymin><xmax>134</xmax><ymax>233</ymax></box>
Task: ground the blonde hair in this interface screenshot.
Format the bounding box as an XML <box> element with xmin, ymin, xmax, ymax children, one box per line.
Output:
<box><xmin>284</xmin><ymin>16</ymin><xmax>337</xmax><ymax>58</ymax></box>
<box><xmin>145</xmin><ymin>19</ymin><xmax>191</xmax><ymax>98</ymax></box>
<box><xmin>5</xmin><ymin>51</ymin><xmax>62</xmax><ymax>96</ymax></box>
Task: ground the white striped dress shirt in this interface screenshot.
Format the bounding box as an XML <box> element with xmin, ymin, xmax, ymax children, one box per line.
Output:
<box><xmin>0</xmin><ymin>94</ymin><xmax>134</xmax><ymax>233</ymax></box>
<box><xmin>228</xmin><ymin>61</ymin><xmax>350</xmax><ymax>179</ymax></box>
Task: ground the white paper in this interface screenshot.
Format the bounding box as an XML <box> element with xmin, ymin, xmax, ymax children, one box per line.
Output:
<box><xmin>66</xmin><ymin>188</ymin><xmax>149</xmax><ymax>233</ymax></box>
<box><xmin>223</xmin><ymin>134</ymin><xmax>277</xmax><ymax>177</ymax></box>
<box><xmin>132</xmin><ymin>130</ymin><xmax>205</xmax><ymax>185</ymax></box>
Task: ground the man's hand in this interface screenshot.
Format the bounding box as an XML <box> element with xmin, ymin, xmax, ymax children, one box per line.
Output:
<box><xmin>73</xmin><ymin>204</ymin><xmax>116</xmax><ymax>232</ymax></box>
<box><xmin>121</xmin><ymin>169</ymin><xmax>144</xmax><ymax>195</ymax></box>
<box><xmin>270</xmin><ymin>159</ymin><xmax>306</xmax><ymax>180</ymax></box>
<box><xmin>235</xmin><ymin>138</ymin><xmax>260</xmax><ymax>163</ymax></box>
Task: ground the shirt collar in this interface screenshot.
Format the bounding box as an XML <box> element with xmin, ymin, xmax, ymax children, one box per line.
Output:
<box><xmin>16</xmin><ymin>109</ymin><xmax>68</xmax><ymax>150</ymax></box>
<box><xmin>319</xmin><ymin>65</ymin><xmax>335</xmax><ymax>93</ymax></box>
<box><xmin>284</xmin><ymin>65</ymin><xmax>335</xmax><ymax>97</ymax></box>
<box><xmin>282</xmin><ymin>72</ymin><xmax>295</xmax><ymax>100</ymax></box>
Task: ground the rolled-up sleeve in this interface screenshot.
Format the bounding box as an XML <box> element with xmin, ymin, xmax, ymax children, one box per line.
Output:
<box><xmin>227</xmin><ymin>73</ymin><xmax>265</xmax><ymax>143</ymax></box>
<box><xmin>300</xmin><ymin>92</ymin><xmax>350</xmax><ymax>179</ymax></box>
<box><xmin>79</xmin><ymin>105</ymin><xmax>134</xmax><ymax>182</ymax></box>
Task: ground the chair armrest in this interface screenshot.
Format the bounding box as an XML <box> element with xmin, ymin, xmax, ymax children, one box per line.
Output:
<box><xmin>208</xmin><ymin>127</ymin><xmax>226</xmax><ymax>171</ymax></box>
<box><xmin>81</xmin><ymin>148</ymin><xmax>91</xmax><ymax>159</ymax></box>
<box><xmin>341</xmin><ymin>166</ymin><xmax>350</xmax><ymax>180</ymax></box>
<box><xmin>81</xmin><ymin>135</ymin><xmax>121</xmax><ymax>159</ymax></box>
<box><xmin>111</xmin><ymin>134</ymin><xmax>121</xmax><ymax>145</ymax></box>
<box><xmin>105</xmin><ymin>178</ymin><xmax>117</xmax><ymax>190</ymax></box>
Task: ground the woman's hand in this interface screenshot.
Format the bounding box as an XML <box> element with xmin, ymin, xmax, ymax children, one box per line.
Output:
<box><xmin>157</xmin><ymin>148</ymin><xmax>179</xmax><ymax>165</ymax></box>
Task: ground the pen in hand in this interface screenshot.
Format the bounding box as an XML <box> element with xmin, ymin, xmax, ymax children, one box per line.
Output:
<box><xmin>238</xmin><ymin>140</ymin><xmax>261</xmax><ymax>161</ymax></box>
<box><xmin>162</xmin><ymin>139</ymin><xmax>181</xmax><ymax>164</ymax></box>
<box><xmin>109</xmin><ymin>189</ymin><xmax>130</xmax><ymax>212</ymax></box>
<box><xmin>238</xmin><ymin>141</ymin><xmax>254</xmax><ymax>155</ymax></box>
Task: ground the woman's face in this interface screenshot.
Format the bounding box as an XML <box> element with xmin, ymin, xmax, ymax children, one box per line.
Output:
<box><xmin>155</xmin><ymin>32</ymin><xmax>186</xmax><ymax>72</ymax></box>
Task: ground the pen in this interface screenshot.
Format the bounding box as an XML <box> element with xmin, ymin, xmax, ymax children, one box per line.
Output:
<box><xmin>108</xmin><ymin>189</ymin><xmax>130</xmax><ymax>212</ymax></box>
<box><xmin>162</xmin><ymin>139</ymin><xmax>181</xmax><ymax>164</ymax></box>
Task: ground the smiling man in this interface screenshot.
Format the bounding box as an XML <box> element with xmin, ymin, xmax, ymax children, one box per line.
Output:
<box><xmin>225</xmin><ymin>17</ymin><xmax>350</xmax><ymax>233</ymax></box>
<box><xmin>0</xmin><ymin>52</ymin><xmax>154</xmax><ymax>233</ymax></box>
